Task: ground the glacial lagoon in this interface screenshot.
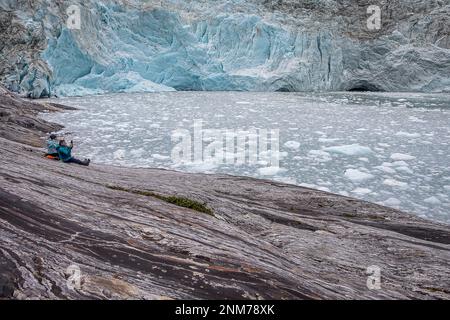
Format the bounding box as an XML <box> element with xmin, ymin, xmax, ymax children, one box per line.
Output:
<box><xmin>41</xmin><ymin>91</ymin><xmax>450</xmax><ymax>223</ymax></box>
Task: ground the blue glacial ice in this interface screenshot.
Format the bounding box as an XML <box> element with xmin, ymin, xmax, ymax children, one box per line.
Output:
<box><xmin>41</xmin><ymin>4</ymin><xmax>342</xmax><ymax>96</ymax></box>
<box><xmin>2</xmin><ymin>0</ymin><xmax>450</xmax><ymax>96</ymax></box>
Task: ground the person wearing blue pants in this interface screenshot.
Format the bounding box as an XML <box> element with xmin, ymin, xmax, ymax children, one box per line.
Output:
<box><xmin>57</xmin><ymin>139</ymin><xmax>90</xmax><ymax>166</ymax></box>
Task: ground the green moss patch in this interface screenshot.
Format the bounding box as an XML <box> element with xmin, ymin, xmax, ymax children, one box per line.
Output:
<box><xmin>106</xmin><ymin>185</ymin><xmax>214</xmax><ymax>216</ymax></box>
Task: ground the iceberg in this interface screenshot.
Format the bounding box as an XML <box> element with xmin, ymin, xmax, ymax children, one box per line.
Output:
<box><xmin>344</xmin><ymin>169</ymin><xmax>374</xmax><ymax>182</ymax></box>
<box><xmin>284</xmin><ymin>141</ymin><xmax>301</xmax><ymax>150</ymax></box>
<box><xmin>390</xmin><ymin>153</ymin><xmax>416</xmax><ymax>161</ymax></box>
<box><xmin>383</xmin><ymin>179</ymin><xmax>409</xmax><ymax>189</ymax></box>
<box><xmin>324</xmin><ymin>144</ymin><xmax>373</xmax><ymax>157</ymax></box>
<box><xmin>258</xmin><ymin>166</ymin><xmax>287</xmax><ymax>176</ymax></box>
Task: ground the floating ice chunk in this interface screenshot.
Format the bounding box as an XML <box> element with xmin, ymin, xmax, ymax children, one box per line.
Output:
<box><xmin>351</xmin><ymin>188</ymin><xmax>372</xmax><ymax>195</ymax></box>
<box><xmin>316</xmin><ymin>186</ymin><xmax>331</xmax><ymax>192</ymax></box>
<box><xmin>377</xmin><ymin>143</ymin><xmax>390</xmax><ymax>148</ymax></box>
<box><xmin>383</xmin><ymin>198</ymin><xmax>402</xmax><ymax>207</ymax></box>
<box><xmin>423</xmin><ymin>196</ymin><xmax>441</xmax><ymax>205</ymax></box>
<box><xmin>324</xmin><ymin>144</ymin><xmax>373</xmax><ymax>156</ymax></box>
<box><xmin>392</xmin><ymin>161</ymin><xmax>410</xmax><ymax>167</ymax></box>
<box><xmin>130</xmin><ymin>148</ymin><xmax>145</xmax><ymax>157</ymax></box>
<box><xmin>308</xmin><ymin>150</ymin><xmax>329</xmax><ymax>157</ymax></box>
<box><xmin>408</xmin><ymin>116</ymin><xmax>427</xmax><ymax>123</ymax></box>
<box><xmin>308</xmin><ymin>150</ymin><xmax>332</xmax><ymax>162</ymax></box>
<box><xmin>113</xmin><ymin>149</ymin><xmax>125</xmax><ymax>160</ymax></box>
<box><xmin>395</xmin><ymin>166</ymin><xmax>414</xmax><ymax>174</ymax></box>
<box><xmin>344</xmin><ymin>169</ymin><xmax>374</xmax><ymax>182</ymax></box>
<box><xmin>259</xmin><ymin>150</ymin><xmax>288</xmax><ymax>162</ymax></box>
<box><xmin>390</xmin><ymin>153</ymin><xmax>416</xmax><ymax>161</ymax></box>
<box><xmin>284</xmin><ymin>141</ymin><xmax>301</xmax><ymax>150</ymax></box>
<box><xmin>395</xmin><ymin>131</ymin><xmax>421</xmax><ymax>138</ymax></box>
<box><xmin>383</xmin><ymin>179</ymin><xmax>408</xmax><ymax>188</ymax></box>
<box><xmin>375</xmin><ymin>165</ymin><xmax>396</xmax><ymax>174</ymax></box>
<box><xmin>318</xmin><ymin>138</ymin><xmax>339</xmax><ymax>143</ymax></box>
<box><xmin>152</xmin><ymin>154</ymin><xmax>171</xmax><ymax>160</ymax></box>
<box><xmin>258</xmin><ymin>166</ymin><xmax>287</xmax><ymax>176</ymax></box>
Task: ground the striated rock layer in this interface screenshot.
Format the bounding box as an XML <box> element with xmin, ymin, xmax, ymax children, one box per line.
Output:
<box><xmin>0</xmin><ymin>88</ymin><xmax>449</xmax><ymax>299</ymax></box>
<box><xmin>1</xmin><ymin>0</ymin><xmax>449</xmax><ymax>97</ymax></box>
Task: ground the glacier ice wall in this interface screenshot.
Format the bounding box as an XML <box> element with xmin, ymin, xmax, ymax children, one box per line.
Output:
<box><xmin>1</xmin><ymin>0</ymin><xmax>449</xmax><ymax>97</ymax></box>
<box><xmin>41</xmin><ymin>4</ymin><xmax>344</xmax><ymax>95</ymax></box>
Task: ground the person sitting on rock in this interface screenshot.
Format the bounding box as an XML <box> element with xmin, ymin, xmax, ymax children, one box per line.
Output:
<box><xmin>57</xmin><ymin>139</ymin><xmax>90</xmax><ymax>166</ymax></box>
<box><xmin>45</xmin><ymin>134</ymin><xmax>60</xmax><ymax>160</ymax></box>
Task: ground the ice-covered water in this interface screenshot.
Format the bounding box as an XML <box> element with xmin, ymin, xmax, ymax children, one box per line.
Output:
<box><xmin>41</xmin><ymin>92</ymin><xmax>450</xmax><ymax>223</ymax></box>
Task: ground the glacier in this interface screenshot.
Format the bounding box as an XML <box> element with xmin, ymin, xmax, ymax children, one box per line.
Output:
<box><xmin>1</xmin><ymin>0</ymin><xmax>450</xmax><ymax>97</ymax></box>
